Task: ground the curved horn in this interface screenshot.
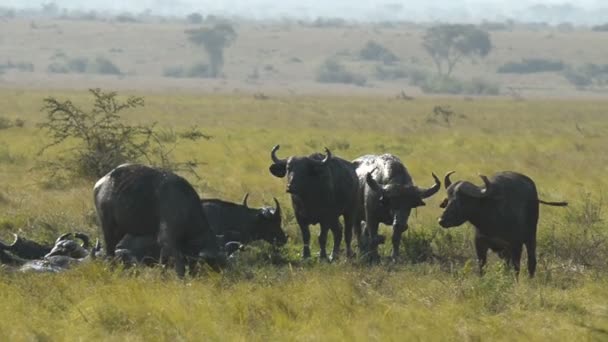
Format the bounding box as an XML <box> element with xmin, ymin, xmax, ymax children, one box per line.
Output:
<box><xmin>366</xmin><ymin>172</ymin><xmax>384</xmax><ymax>195</ymax></box>
<box><xmin>418</xmin><ymin>172</ymin><xmax>441</xmax><ymax>199</ymax></box>
<box><xmin>444</xmin><ymin>171</ymin><xmax>456</xmax><ymax>189</ymax></box>
<box><xmin>242</xmin><ymin>193</ymin><xmax>249</xmax><ymax>207</ymax></box>
<box><xmin>322</xmin><ymin>147</ymin><xmax>332</xmax><ymax>164</ymax></box>
<box><xmin>89</xmin><ymin>239</ymin><xmax>101</xmax><ymax>259</ymax></box>
<box><xmin>11</xmin><ymin>233</ymin><xmax>20</xmax><ymax>247</ymax></box>
<box><xmin>271</xmin><ymin>145</ymin><xmax>286</xmax><ymax>164</ymax></box>
<box><xmin>55</xmin><ymin>232</ymin><xmax>72</xmax><ymax>244</ymax></box>
<box><xmin>74</xmin><ymin>232</ymin><xmax>91</xmax><ymax>249</ymax></box>
<box><xmin>479</xmin><ymin>174</ymin><xmax>492</xmax><ymax>196</ymax></box>
<box><xmin>273</xmin><ymin>197</ymin><xmax>281</xmax><ymax>219</ymax></box>
<box><xmin>312</xmin><ymin>147</ymin><xmax>332</xmax><ymax>166</ymax></box>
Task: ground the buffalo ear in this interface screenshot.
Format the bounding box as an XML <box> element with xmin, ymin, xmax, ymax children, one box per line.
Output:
<box><xmin>269</xmin><ymin>163</ymin><xmax>286</xmax><ymax>178</ymax></box>
<box><xmin>414</xmin><ymin>198</ymin><xmax>426</xmax><ymax>207</ymax></box>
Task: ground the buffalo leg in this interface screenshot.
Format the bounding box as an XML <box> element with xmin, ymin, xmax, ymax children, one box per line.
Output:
<box><xmin>99</xmin><ymin>211</ymin><xmax>120</xmax><ymax>257</ymax></box>
<box><xmin>474</xmin><ymin>237</ymin><xmax>488</xmax><ymax>275</ymax></box>
<box><xmin>525</xmin><ymin>238</ymin><xmax>537</xmax><ymax>277</ymax></box>
<box><xmin>318</xmin><ymin>223</ymin><xmax>330</xmax><ymax>260</ymax></box>
<box><xmin>297</xmin><ymin>219</ymin><xmax>311</xmax><ymax>259</ymax></box>
<box><xmin>510</xmin><ymin>244</ymin><xmax>523</xmax><ymax>276</ymax></box>
<box><xmin>329</xmin><ymin>219</ymin><xmax>343</xmax><ymax>262</ymax></box>
<box><xmin>391</xmin><ymin>224</ymin><xmax>407</xmax><ymax>260</ymax></box>
<box><xmin>344</xmin><ymin>214</ymin><xmax>355</xmax><ymax>258</ymax></box>
<box><xmin>366</xmin><ymin>221</ymin><xmax>381</xmax><ymax>263</ymax></box>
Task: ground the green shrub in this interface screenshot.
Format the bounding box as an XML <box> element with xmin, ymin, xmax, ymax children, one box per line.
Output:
<box><xmin>420</xmin><ymin>76</ymin><xmax>499</xmax><ymax>95</ymax></box>
<box><xmin>93</xmin><ymin>57</ymin><xmax>122</xmax><ymax>75</ymax></box>
<box><xmin>316</xmin><ymin>59</ymin><xmax>366</xmax><ymax>86</ymax></box>
<box><xmin>497</xmin><ymin>59</ymin><xmax>565</xmax><ymax>74</ymax></box>
<box><xmin>563</xmin><ymin>63</ymin><xmax>608</xmax><ymax>88</ymax></box>
<box><xmin>359</xmin><ymin>40</ymin><xmax>398</xmax><ymax>64</ymax></box>
<box><xmin>187</xmin><ymin>12</ymin><xmax>203</xmax><ymax>24</ymax></box>
<box><xmin>47</xmin><ymin>56</ymin><xmax>122</xmax><ymax>75</ymax></box>
<box><xmin>0</xmin><ymin>61</ymin><xmax>34</xmax><ymax>72</ymax></box>
<box><xmin>37</xmin><ymin>89</ymin><xmax>204</xmax><ymax>179</ymax></box>
<box><xmin>163</xmin><ymin>63</ymin><xmax>210</xmax><ymax>78</ymax></box>
<box><xmin>373</xmin><ymin>64</ymin><xmax>408</xmax><ymax>80</ymax></box>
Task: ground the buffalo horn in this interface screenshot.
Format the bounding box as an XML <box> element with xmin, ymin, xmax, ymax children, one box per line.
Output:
<box><xmin>418</xmin><ymin>172</ymin><xmax>441</xmax><ymax>199</ymax></box>
<box><xmin>242</xmin><ymin>193</ymin><xmax>249</xmax><ymax>207</ymax></box>
<box><xmin>273</xmin><ymin>197</ymin><xmax>281</xmax><ymax>219</ymax></box>
<box><xmin>271</xmin><ymin>145</ymin><xmax>286</xmax><ymax>164</ymax></box>
<box><xmin>366</xmin><ymin>172</ymin><xmax>385</xmax><ymax>195</ymax></box>
<box><xmin>444</xmin><ymin>171</ymin><xmax>456</xmax><ymax>189</ymax></box>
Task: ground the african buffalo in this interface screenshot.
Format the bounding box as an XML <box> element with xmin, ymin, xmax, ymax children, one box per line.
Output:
<box><xmin>94</xmin><ymin>163</ymin><xmax>222</xmax><ymax>277</ymax></box>
<box><xmin>269</xmin><ymin>145</ymin><xmax>359</xmax><ymax>260</ymax></box>
<box><xmin>353</xmin><ymin>154</ymin><xmax>441</xmax><ymax>260</ymax></box>
<box><xmin>45</xmin><ymin>232</ymin><xmax>91</xmax><ymax>259</ymax></box>
<box><xmin>0</xmin><ymin>233</ymin><xmax>69</xmax><ymax>259</ymax></box>
<box><xmin>0</xmin><ymin>233</ymin><xmax>101</xmax><ymax>273</ymax></box>
<box><xmin>202</xmin><ymin>194</ymin><xmax>287</xmax><ymax>246</ymax></box>
<box><xmin>438</xmin><ymin>171</ymin><xmax>568</xmax><ymax>277</ymax></box>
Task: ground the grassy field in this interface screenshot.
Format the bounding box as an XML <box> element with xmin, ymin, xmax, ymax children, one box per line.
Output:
<box><xmin>0</xmin><ymin>89</ymin><xmax>607</xmax><ymax>340</ymax></box>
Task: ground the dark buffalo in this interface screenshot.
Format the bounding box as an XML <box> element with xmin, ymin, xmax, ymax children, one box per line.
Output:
<box><xmin>202</xmin><ymin>194</ymin><xmax>287</xmax><ymax>246</ymax></box>
<box><xmin>45</xmin><ymin>232</ymin><xmax>91</xmax><ymax>259</ymax></box>
<box><xmin>0</xmin><ymin>233</ymin><xmax>70</xmax><ymax>259</ymax></box>
<box><xmin>0</xmin><ymin>233</ymin><xmax>102</xmax><ymax>273</ymax></box>
<box><xmin>269</xmin><ymin>145</ymin><xmax>359</xmax><ymax>260</ymax></box>
<box><xmin>438</xmin><ymin>171</ymin><xmax>568</xmax><ymax>277</ymax></box>
<box><xmin>353</xmin><ymin>154</ymin><xmax>440</xmax><ymax>260</ymax></box>
<box><xmin>93</xmin><ymin>163</ymin><xmax>221</xmax><ymax>277</ymax></box>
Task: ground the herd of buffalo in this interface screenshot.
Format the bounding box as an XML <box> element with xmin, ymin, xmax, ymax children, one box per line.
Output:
<box><xmin>0</xmin><ymin>145</ymin><xmax>568</xmax><ymax>278</ymax></box>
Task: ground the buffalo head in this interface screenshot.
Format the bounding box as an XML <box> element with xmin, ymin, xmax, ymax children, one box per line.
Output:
<box><xmin>255</xmin><ymin>197</ymin><xmax>287</xmax><ymax>246</ymax></box>
<box><xmin>365</xmin><ymin>171</ymin><xmax>440</xmax><ymax>229</ymax></box>
<box><xmin>44</xmin><ymin>232</ymin><xmax>90</xmax><ymax>259</ymax></box>
<box><xmin>269</xmin><ymin>145</ymin><xmax>332</xmax><ymax>195</ymax></box>
<box><xmin>438</xmin><ymin>171</ymin><xmax>494</xmax><ymax>228</ymax></box>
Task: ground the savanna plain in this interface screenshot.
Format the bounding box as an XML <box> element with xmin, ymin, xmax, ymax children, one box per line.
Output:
<box><xmin>0</xmin><ymin>90</ymin><xmax>607</xmax><ymax>341</ymax></box>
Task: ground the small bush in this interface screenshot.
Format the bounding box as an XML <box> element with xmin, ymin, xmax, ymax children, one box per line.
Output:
<box><xmin>359</xmin><ymin>40</ymin><xmax>398</xmax><ymax>64</ymax></box>
<box><xmin>187</xmin><ymin>13</ymin><xmax>203</xmax><ymax>24</ymax></box>
<box><xmin>316</xmin><ymin>59</ymin><xmax>366</xmax><ymax>86</ymax></box>
<box><xmin>497</xmin><ymin>59</ymin><xmax>565</xmax><ymax>74</ymax></box>
<box><xmin>163</xmin><ymin>63</ymin><xmax>210</xmax><ymax>78</ymax></box>
<box><xmin>37</xmin><ymin>89</ymin><xmax>205</xmax><ymax>179</ymax></box>
<box><xmin>0</xmin><ymin>117</ymin><xmax>12</xmax><ymax>129</ymax></box>
<box><xmin>563</xmin><ymin>63</ymin><xmax>608</xmax><ymax>88</ymax></box>
<box><xmin>66</xmin><ymin>57</ymin><xmax>88</xmax><ymax>73</ymax></box>
<box><xmin>401</xmin><ymin>230</ymin><xmax>434</xmax><ymax>263</ymax></box>
<box><xmin>419</xmin><ymin>76</ymin><xmax>499</xmax><ymax>95</ymax></box>
<box><xmin>592</xmin><ymin>23</ymin><xmax>608</xmax><ymax>32</ymax></box>
<box><xmin>47</xmin><ymin>56</ymin><xmax>122</xmax><ymax>75</ymax></box>
<box><xmin>0</xmin><ymin>61</ymin><xmax>34</xmax><ymax>73</ymax></box>
<box><xmin>310</xmin><ymin>17</ymin><xmax>347</xmax><ymax>28</ymax></box>
<box><xmin>115</xmin><ymin>14</ymin><xmax>138</xmax><ymax>23</ymax></box>
<box><xmin>373</xmin><ymin>65</ymin><xmax>409</xmax><ymax>80</ymax></box>
<box><xmin>479</xmin><ymin>21</ymin><xmax>512</xmax><ymax>31</ymax></box>
<box><xmin>93</xmin><ymin>57</ymin><xmax>122</xmax><ymax>75</ymax></box>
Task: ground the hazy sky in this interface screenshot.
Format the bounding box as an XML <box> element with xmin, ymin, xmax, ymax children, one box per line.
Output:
<box><xmin>4</xmin><ymin>1</ymin><xmax>608</xmax><ymax>24</ymax></box>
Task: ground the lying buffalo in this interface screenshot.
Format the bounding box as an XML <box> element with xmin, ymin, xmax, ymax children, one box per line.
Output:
<box><xmin>0</xmin><ymin>232</ymin><xmax>101</xmax><ymax>273</ymax></box>
<box><xmin>94</xmin><ymin>163</ymin><xmax>222</xmax><ymax>277</ymax></box>
<box><xmin>0</xmin><ymin>233</ymin><xmax>70</xmax><ymax>259</ymax></box>
<box><xmin>202</xmin><ymin>194</ymin><xmax>287</xmax><ymax>246</ymax></box>
<box><xmin>438</xmin><ymin>171</ymin><xmax>568</xmax><ymax>277</ymax></box>
<box><xmin>269</xmin><ymin>145</ymin><xmax>359</xmax><ymax>260</ymax></box>
<box><xmin>353</xmin><ymin>154</ymin><xmax>440</xmax><ymax>260</ymax></box>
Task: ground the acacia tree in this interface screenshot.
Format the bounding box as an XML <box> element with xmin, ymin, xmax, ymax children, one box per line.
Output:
<box><xmin>185</xmin><ymin>22</ymin><xmax>237</xmax><ymax>78</ymax></box>
<box><xmin>422</xmin><ymin>24</ymin><xmax>492</xmax><ymax>77</ymax></box>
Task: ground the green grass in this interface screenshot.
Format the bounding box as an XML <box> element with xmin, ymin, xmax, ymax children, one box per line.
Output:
<box><xmin>0</xmin><ymin>89</ymin><xmax>607</xmax><ymax>340</ymax></box>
